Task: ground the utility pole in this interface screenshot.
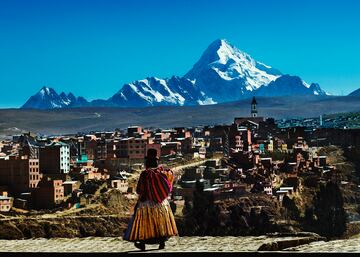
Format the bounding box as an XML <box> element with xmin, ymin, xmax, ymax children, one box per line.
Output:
<box><xmin>223</xmin><ymin>127</ymin><xmax>230</xmax><ymax>157</ymax></box>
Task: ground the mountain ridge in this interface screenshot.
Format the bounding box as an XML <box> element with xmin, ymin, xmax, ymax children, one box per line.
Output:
<box><xmin>349</xmin><ymin>88</ymin><xmax>360</xmax><ymax>96</ymax></box>
<box><xmin>5</xmin><ymin>95</ymin><xmax>360</xmax><ymax>137</ymax></box>
<box><xmin>21</xmin><ymin>39</ymin><xmax>328</xmax><ymax>109</ymax></box>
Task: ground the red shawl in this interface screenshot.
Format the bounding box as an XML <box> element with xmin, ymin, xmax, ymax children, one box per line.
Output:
<box><xmin>136</xmin><ymin>166</ymin><xmax>174</xmax><ymax>203</ymax></box>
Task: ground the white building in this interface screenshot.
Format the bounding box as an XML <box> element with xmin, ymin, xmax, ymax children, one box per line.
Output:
<box><xmin>59</xmin><ymin>142</ymin><xmax>70</xmax><ymax>173</ymax></box>
<box><xmin>39</xmin><ymin>141</ymin><xmax>70</xmax><ymax>174</ymax></box>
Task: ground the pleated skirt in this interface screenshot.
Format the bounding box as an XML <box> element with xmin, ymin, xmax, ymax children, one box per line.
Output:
<box><xmin>123</xmin><ymin>199</ymin><xmax>178</xmax><ymax>242</ymax></box>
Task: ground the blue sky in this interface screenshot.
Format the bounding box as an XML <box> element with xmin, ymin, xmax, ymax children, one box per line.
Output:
<box><xmin>1</xmin><ymin>0</ymin><xmax>360</xmax><ymax>108</ymax></box>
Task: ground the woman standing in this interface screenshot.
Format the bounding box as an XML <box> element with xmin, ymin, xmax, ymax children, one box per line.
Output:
<box><xmin>123</xmin><ymin>148</ymin><xmax>178</xmax><ymax>251</ymax></box>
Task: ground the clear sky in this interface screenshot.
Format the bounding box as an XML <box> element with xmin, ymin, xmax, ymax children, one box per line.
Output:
<box><xmin>1</xmin><ymin>0</ymin><xmax>360</xmax><ymax>108</ymax></box>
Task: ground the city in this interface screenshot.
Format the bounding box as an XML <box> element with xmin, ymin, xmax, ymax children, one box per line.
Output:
<box><xmin>1</xmin><ymin>98</ymin><xmax>359</xmax><ymax>245</ymax></box>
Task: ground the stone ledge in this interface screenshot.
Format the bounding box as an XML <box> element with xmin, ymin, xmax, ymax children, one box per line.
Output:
<box><xmin>0</xmin><ymin>236</ymin><xmax>358</xmax><ymax>254</ymax></box>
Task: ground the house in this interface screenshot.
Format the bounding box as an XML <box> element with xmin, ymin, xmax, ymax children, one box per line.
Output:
<box><xmin>279</xmin><ymin>187</ymin><xmax>294</xmax><ymax>194</ymax></box>
<box><xmin>87</xmin><ymin>168</ymin><xmax>110</xmax><ymax>181</ymax></box>
<box><xmin>198</xmin><ymin>147</ymin><xmax>206</xmax><ymax>159</ymax></box>
<box><xmin>205</xmin><ymin>159</ymin><xmax>218</xmax><ymax>168</ymax></box>
<box><xmin>263</xmin><ymin>183</ymin><xmax>273</xmax><ymax>195</ymax></box>
<box><xmin>267</xmin><ymin>140</ymin><xmax>274</xmax><ymax>152</ymax></box>
<box><xmin>62</xmin><ymin>181</ymin><xmax>81</xmax><ymax>196</ymax></box>
<box><xmin>13</xmin><ymin>198</ymin><xmax>28</xmax><ymax>209</ymax></box>
<box><xmin>161</xmin><ymin>142</ymin><xmax>181</xmax><ymax>156</ymax></box>
<box><xmin>276</xmin><ymin>190</ymin><xmax>289</xmax><ymax>202</ymax></box>
<box><xmin>260</xmin><ymin>157</ymin><xmax>272</xmax><ymax>169</ymax></box>
<box><xmin>281</xmin><ymin>144</ymin><xmax>288</xmax><ymax>152</ymax></box>
<box><xmin>0</xmin><ymin>192</ymin><xmax>13</xmax><ymax>212</ymax></box>
<box><xmin>127</xmin><ymin>126</ymin><xmax>142</xmax><ymax>137</ymax></box>
<box><xmin>317</xmin><ymin>156</ymin><xmax>327</xmax><ymax>167</ymax></box>
<box><xmin>181</xmin><ymin>167</ymin><xmax>203</xmax><ymax>181</ymax></box>
<box><xmin>109</xmin><ymin>174</ymin><xmax>128</xmax><ymax>193</ymax></box>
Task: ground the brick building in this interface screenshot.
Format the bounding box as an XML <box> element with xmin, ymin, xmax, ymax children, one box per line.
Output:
<box><xmin>115</xmin><ymin>137</ymin><xmax>147</xmax><ymax>161</ymax></box>
<box><xmin>127</xmin><ymin>126</ymin><xmax>142</xmax><ymax>137</ymax></box>
<box><xmin>0</xmin><ymin>156</ymin><xmax>42</xmax><ymax>194</ymax></box>
<box><xmin>33</xmin><ymin>178</ymin><xmax>64</xmax><ymax>209</ymax></box>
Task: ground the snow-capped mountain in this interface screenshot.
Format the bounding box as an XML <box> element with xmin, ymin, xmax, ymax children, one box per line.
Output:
<box><xmin>21</xmin><ymin>39</ymin><xmax>328</xmax><ymax>109</ymax></box>
<box><xmin>254</xmin><ymin>75</ymin><xmax>328</xmax><ymax>97</ymax></box>
<box><xmin>22</xmin><ymin>87</ymin><xmax>89</xmax><ymax>109</ymax></box>
<box><xmin>109</xmin><ymin>76</ymin><xmax>214</xmax><ymax>107</ymax></box>
<box><xmin>184</xmin><ymin>39</ymin><xmax>282</xmax><ymax>102</ymax></box>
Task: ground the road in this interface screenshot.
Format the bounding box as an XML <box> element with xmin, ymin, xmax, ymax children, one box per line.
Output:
<box><xmin>171</xmin><ymin>158</ymin><xmax>220</xmax><ymax>172</ymax></box>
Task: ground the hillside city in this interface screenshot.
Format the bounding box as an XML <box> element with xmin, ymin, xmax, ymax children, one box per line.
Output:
<box><xmin>1</xmin><ymin>97</ymin><xmax>360</xmax><ymax>240</ymax></box>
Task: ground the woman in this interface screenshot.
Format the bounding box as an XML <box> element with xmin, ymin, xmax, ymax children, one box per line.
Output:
<box><xmin>123</xmin><ymin>148</ymin><xmax>178</xmax><ymax>251</ymax></box>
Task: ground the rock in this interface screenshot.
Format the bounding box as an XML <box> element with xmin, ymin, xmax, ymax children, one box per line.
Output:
<box><xmin>258</xmin><ymin>236</ymin><xmax>324</xmax><ymax>251</ymax></box>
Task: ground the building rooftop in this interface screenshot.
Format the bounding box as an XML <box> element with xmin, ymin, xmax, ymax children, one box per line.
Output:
<box><xmin>260</xmin><ymin>157</ymin><xmax>272</xmax><ymax>161</ymax></box>
<box><xmin>0</xmin><ymin>196</ymin><xmax>12</xmax><ymax>200</ymax></box>
<box><xmin>63</xmin><ymin>181</ymin><xmax>79</xmax><ymax>185</ymax></box>
<box><xmin>46</xmin><ymin>141</ymin><xmax>69</xmax><ymax>147</ymax></box>
<box><xmin>276</xmin><ymin>190</ymin><xmax>289</xmax><ymax>194</ymax></box>
<box><xmin>279</xmin><ymin>187</ymin><xmax>294</xmax><ymax>191</ymax></box>
<box><xmin>203</xmin><ymin>187</ymin><xmax>219</xmax><ymax>192</ymax></box>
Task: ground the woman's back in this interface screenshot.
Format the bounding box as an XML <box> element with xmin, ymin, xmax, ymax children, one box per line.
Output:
<box><xmin>136</xmin><ymin>166</ymin><xmax>174</xmax><ymax>203</ymax></box>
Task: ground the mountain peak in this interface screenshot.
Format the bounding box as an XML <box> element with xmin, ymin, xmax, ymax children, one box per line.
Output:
<box><xmin>191</xmin><ymin>38</ymin><xmax>240</xmax><ymax>67</ymax></box>
<box><xmin>22</xmin><ymin>87</ymin><xmax>88</xmax><ymax>109</ymax></box>
<box><xmin>39</xmin><ymin>86</ymin><xmax>56</xmax><ymax>96</ymax></box>
<box><xmin>184</xmin><ymin>39</ymin><xmax>282</xmax><ymax>102</ymax></box>
<box><xmin>207</xmin><ymin>38</ymin><xmax>233</xmax><ymax>51</ymax></box>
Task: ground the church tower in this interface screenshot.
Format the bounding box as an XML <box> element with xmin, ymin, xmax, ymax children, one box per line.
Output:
<box><xmin>251</xmin><ymin>96</ymin><xmax>257</xmax><ymax>117</ymax></box>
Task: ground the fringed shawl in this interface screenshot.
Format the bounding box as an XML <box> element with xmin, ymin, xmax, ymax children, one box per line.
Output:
<box><xmin>136</xmin><ymin>166</ymin><xmax>174</xmax><ymax>203</ymax></box>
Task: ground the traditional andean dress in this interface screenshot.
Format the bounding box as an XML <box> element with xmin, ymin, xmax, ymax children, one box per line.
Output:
<box><xmin>123</xmin><ymin>166</ymin><xmax>178</xmax><ymax>243</ymax></box>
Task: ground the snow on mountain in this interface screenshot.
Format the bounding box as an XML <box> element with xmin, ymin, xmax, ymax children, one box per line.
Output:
<box><xmin>253</xmin><ymin>75</ymin><xmax>328</xmax><ymax>97</ymax></box>
<box><xmin>110</xmin><ymin>76</ymin><xmax>214</xmax><ymax>107</ymax></box>
<box><xmin>184</xmin><ymin>39</ymin><xmax>282</xmax><ymax>102</ymax></box>
<box><xmin>22</xmin><ymin>87</ymin><xmax>88</xmax><ymax>109</ymax></box>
